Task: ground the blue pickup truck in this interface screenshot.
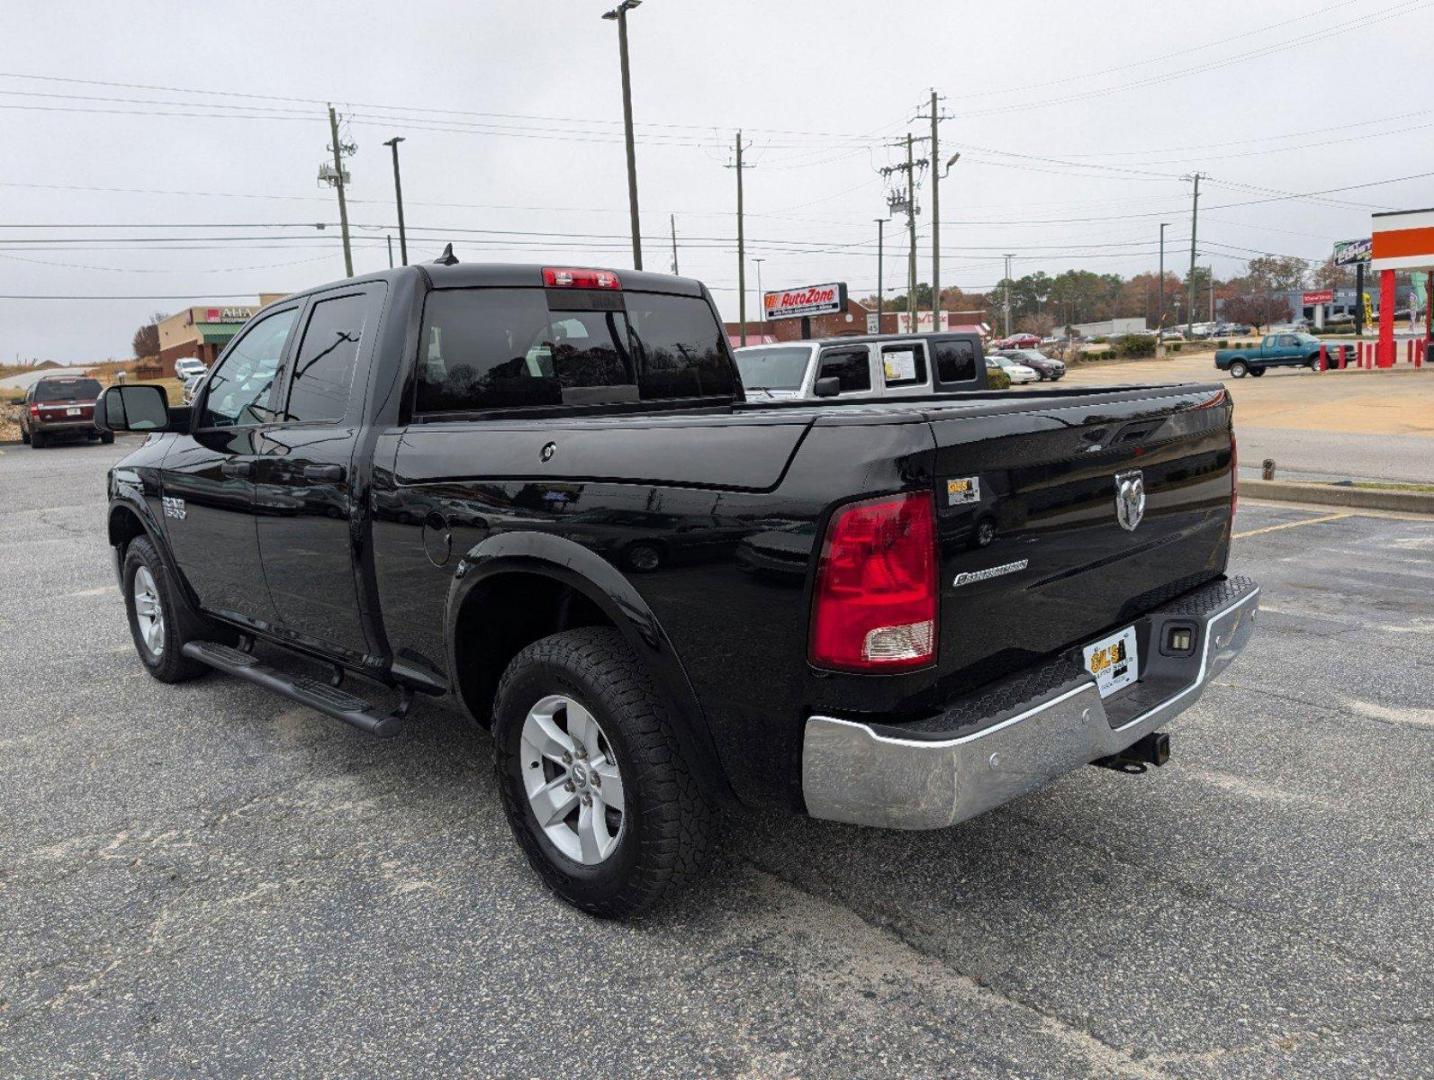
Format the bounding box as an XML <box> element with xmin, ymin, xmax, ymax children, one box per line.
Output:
<box><xmin>1214</xmin><ymin>332</ymin><xmax>1326</xmax><ymax>378</ymax></box>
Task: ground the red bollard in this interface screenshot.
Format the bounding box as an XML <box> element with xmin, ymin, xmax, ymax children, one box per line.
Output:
<box><xmin>1319</xmin><ymin>344</ymin><xmax>1328</xmax><ymax>371</ymax></box>
<box><xmin>1339</xmin><ymin>344</ymin><xmax>1348</xmax><ymax>369</ymax></box>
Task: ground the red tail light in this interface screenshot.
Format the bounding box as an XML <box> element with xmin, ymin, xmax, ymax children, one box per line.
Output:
<box><xmin>542</xmin><ymin>267</ymin><xmax>621</xmax><ymax>290</ymax></box>
<box><xmin>810</xmin><ymin>492</ymin><xmax>937</xmax><ymax>672</ymax></box>
<box><xmin>1230</xmin><ymin>433</ymin><xmax>1239</xmax><ymax>519</ymax></box>
<box><xmin>29</xmin><ymin>404</ymin><xmax>41</xmax><ymax>416</ymax></box>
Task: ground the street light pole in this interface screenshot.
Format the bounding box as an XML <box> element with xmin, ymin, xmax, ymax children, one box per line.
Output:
<box><xmin>383</xmin><ymin>136</ymin><xmax>408</xmax><ymax>266</ymax></box>
<box><xmin>603</xmin><ymin>0</ymin><xmax>643</xmax><ymax>270</ymax></box>
<box><xmin>753</xmin><ymin>257</ymin><xmax>765</xmax><ymax>319</ymax></box>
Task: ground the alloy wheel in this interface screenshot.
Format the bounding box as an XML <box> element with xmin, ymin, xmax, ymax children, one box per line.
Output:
<box><xmin>133</xmin><ymin>565</ymin><xmax>165</xmax><ymax>658</ymax></box>
<box><xmin>519</xmin><ymin>694</ymin><xmax>625</xmax><ymax>865</ymax></box>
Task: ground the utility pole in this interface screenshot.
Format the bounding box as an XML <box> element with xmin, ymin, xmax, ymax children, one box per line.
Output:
<box><xmin>874</xmin><ymin>217</ymin><xmax>889</xmax><ymax>324</ymax></box>
<box><xmin>669</xmin><ymin>213</ymin><xmax>679</xmax><ymax>275</ymax></box>
<box><xmin>753</xmin><ymin>257</ymin><xmax>765</xmax><ymax>315</ymax></box>
<box><xmin>1003</xmin><ymin>253</ymin><xmax>1015</xmax><ymax>337</ymax></box>
<box><xmin>879</xmin><ymin>136</ymin><xmax>927</xmax><ymax>330</ymax></box>
<box><xmin>386</xmin><ymin>235</ymin><xmax>394</xmax><ymax>268</ymax></box>
<box><xmin>1209</xmin><ymin>264</ymin><xmax>1215</xmax><ymax>323</ymax></box>
<box><xmin>906</xmin><ymin>134</ymin><xmax>917</xmax><ymax>324</ymax></box>
<box><xmin>1183</xmin><ymin>172</ymin><xmax>1203</xmax><ymax>338</ymax></box>
<box><xmin>916</xmin><ymin>91</ymin><xmax>951</xmax><ymax>330</ymax></box>
<box><xmin>1158</xmin><ymin>222</ymin><xmax>1168</xmax><ymax>330</ymax></box>
<box><xmin>727</xmin><ymin>131</ymin><xmax>753</xmax><ymax>345</ymax></box>
<box><xmin>382</xmin><ymin>136</ymin><xmax>408</xmax><ymax>266</ymax></box>
<box><xmin>326</xmin><ymin>105</ymin><xmax>354</xmax><ymax>277</ymax></box>
<box><xmin>603</xmin><ymin>0</ymin><xmax>643</xmax><ymax>270</ymax></box>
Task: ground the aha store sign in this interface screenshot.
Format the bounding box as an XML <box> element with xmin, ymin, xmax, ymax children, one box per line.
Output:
<box><xmin>763</xmin><ymin>282</ymin><xmax>847</xmax><ymax>321</ymax></box>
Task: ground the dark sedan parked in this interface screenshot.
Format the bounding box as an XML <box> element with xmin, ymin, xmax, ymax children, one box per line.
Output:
<box><xmin>992</xmin><ymin>348</ymin><xmax>1065</xmax><ymax>381</ymax></box>
<box><xmin>20</xmin><ymin>376</ymin><xmax>112</xmax><ymax>448</ymax></box>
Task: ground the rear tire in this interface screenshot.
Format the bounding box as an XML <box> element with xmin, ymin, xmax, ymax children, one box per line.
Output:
<box><xmin>122</xmin><ymin>535</ymin><xmax>210</xmax><ymax>683</ymax></box>
<box><xmin>492</xmin><ymin>627</ymin><xmax>712</xmax><ymax>918</ymax></box>
<box><xmin>1228</xmin><ymin>360</ymin><xmax>1248</xmax><ymax>378</ymax></box>
<box><xmin>30</xmin><ymin>430</ymin><xmax>46</xmax><ymax>449</ymax></box>
<box><xmin>99</xmin><ymin>431</ymin><xmax>115</xmax><ymax>445</ymax></box>
<box><xmin>1249</xmin><ymin>367</ymin><xmax>1266</xmax><ymax>377</ymax></box>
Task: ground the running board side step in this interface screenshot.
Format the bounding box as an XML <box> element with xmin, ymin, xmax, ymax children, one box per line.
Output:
<box><xmin>181</xmin><ymin>641</ymin><xmax>410</xmax><ymax>738</ymax></box>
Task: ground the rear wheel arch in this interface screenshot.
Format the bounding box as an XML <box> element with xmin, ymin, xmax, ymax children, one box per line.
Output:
<box><xmin>445</xmin><ymin>536</ymin><xmax>736</xmax><ymax>808</ymax></box>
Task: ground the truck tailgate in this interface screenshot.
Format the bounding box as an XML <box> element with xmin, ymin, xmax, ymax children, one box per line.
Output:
<box><xmin>928</xmin><ymin>385</ymin><xmax>1234</xmax><ymax>691</ymax></box>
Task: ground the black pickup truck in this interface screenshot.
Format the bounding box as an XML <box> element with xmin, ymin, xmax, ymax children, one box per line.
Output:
<box><xmin>97</xmin><ymin>260</ymin><xmax>1259</xmax><ymax>916</ymax></box>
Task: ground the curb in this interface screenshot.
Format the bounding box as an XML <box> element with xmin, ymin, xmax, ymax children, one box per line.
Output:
<box><xmin>1242</xmin><ymin>478</ymin><xmax>1434</xmax><ymax>514</ymax></box>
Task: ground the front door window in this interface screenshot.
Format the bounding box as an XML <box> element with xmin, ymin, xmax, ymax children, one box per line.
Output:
<box><xmin>199</xmin><ymin>308</ymin><xmax>298</xmax><ymax>428</ymax></box>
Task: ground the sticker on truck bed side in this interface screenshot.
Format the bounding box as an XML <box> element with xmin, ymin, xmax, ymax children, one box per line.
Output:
<box><xmin>947</xmin><ymin>476</ymin><xmax>981</xmax><ymax>505</ymax></box>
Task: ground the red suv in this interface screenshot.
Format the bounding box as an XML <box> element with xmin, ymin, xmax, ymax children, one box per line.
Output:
<box><xmin>20</xmin><ymin>376</ymin><xmax>111</xmax><ymax>448</ymax></box>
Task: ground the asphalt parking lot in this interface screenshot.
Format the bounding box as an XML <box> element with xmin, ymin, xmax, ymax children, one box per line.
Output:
<box><xmin>2</xmin><ymin>441</ymin><xmax>1431</xmax><ymax>1078</ymax></box>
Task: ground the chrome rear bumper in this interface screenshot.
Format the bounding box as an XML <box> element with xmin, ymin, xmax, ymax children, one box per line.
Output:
<box><xmin>802</xmin><ymin>577</ymin><xmax>1260</xmax><ymax>830</ymax></box>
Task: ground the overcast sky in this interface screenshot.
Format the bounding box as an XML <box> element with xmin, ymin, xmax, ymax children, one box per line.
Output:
<box><xmin>3</xmin><ymin>0</ymin><xmax>1432</xmax><ymax>363</ymax></box>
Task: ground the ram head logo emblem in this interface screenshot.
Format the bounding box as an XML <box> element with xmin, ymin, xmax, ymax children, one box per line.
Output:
<box><xmin>1114</xmin><ymin>469</ymin><xmax>1145</xmax><ymax>532</ymax></box>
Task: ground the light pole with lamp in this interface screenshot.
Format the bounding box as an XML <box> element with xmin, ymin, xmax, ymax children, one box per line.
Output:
<box><xmin>382</xmin><ymin>136</ymin><xmax>408</xmax><ymax>266</ymax></box>
<box><xmin>602</xmin><ymin>0</ymin><xmax>643</xmax><ymax>270</ymax></box>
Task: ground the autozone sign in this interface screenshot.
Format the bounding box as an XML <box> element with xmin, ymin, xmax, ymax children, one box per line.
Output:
<box><xmin>1302</xmin><ymin>289</ymin><xmax>1335</xmax><ymax>305</ymax></box>
<box><xmin>763</xmin><ymin>282</ymin><xmax>847</xmax><ymax>320</ymax></box>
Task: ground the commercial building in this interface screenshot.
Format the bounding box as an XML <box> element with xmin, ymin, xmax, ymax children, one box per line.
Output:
<box><xmin>726</xmin><ymin>296</ymin><xmax>987</xmax><ymax>346</ymax></box>
<box><xmin>1066</xmin><ymin>317</ymin><xmax>1147</xmax><ymax>339</ymax></box>
<box><xmin>155</xmin><ymin>294</ymin><xmax>286</xmax><ymax>376</ymax></box>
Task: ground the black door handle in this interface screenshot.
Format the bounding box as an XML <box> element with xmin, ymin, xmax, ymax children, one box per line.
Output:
<box><xmin>221</xmin><ymin>459</ymin><xmax>256</xmax><ymax>479</ymax></box>
<box><xmin>302</xmin><ymin>464</ymin><xmax>346</xmax><ymax>482</ymax></box>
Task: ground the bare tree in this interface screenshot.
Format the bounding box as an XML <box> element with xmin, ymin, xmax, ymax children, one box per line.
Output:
<box><xmin>1225</xmin><ymin>292</ymin><xmax>1290</xmax><ymax>333</ymax></box>
<box><xmin>131</xmin><ymin>311</ymin><xmax>168</xmax><ymax>359</ymax></box>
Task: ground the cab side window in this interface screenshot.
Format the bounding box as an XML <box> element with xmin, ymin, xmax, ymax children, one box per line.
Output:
<box><xmin>198</xmin><ymin>308</ymin><xmax>298</xmax><ymax>428</ymax></box>
<box><xmin>881</xmin><ymin>343</ymin><xmax>927</xmax><ymax>388</ymax></box>
<box><xmin>933</xmin><ymin>339</ymin><xmax>977</xmax><ymax>383</ymax></box>
<box><xmin>280</xmin><ymin>293</ymin><xmax>370</xmax><ymax>423</ymax></box>
<box><xmin>816</xmin><ymin>348</ymin><xmax>871</xmax><ymax>393</ymax></box>
<box><xmin>1278</xmin><ymin>334</ymin><xmax>1298</xmax><ymax>348</ymax></box>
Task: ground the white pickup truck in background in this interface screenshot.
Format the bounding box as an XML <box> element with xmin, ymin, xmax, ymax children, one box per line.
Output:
<box><xmin>733</xmin><ymin>332</ymin><xmax>989</xmax><ymax>401</ymax></box>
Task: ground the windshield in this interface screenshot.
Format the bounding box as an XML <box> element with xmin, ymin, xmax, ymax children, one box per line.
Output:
<box><xmin>734</xmin><ymin>346</ymin><xmax>811</xmax><ymax>391</ymax></box>
<box><xmin>34</xmin><ymin>378</ymin><xmax>102</xmax><ymax>402</ymax></box>
<box><xmin>1296</xmin><ymin>333</ymin><xmax>1321</xmax><ymax>346</ymax></box>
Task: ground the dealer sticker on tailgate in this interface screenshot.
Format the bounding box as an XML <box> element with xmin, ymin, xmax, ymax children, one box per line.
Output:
<box><xmin>1083</xmin><ymin>626</ymin><xmax>1139</xmax><ymax>698</ymax></box>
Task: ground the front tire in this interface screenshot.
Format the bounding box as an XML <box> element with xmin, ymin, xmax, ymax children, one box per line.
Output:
<box><xmin>492</xmin><ymin>627</ymin><xmax>711</xmax><ymax>918</ymax></box>
<box><xmin>122</xmin><ymin>535</ymin><xmax>210</xmax><ymax>683</ymax></box>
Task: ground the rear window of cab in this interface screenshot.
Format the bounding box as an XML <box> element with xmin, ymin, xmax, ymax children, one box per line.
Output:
<box><xmin>415</xmin><ymin>287</ymin><xmax>735</xmax><ymax>413</ymax></box>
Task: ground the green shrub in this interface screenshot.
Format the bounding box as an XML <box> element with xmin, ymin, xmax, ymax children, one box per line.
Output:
<box><xmin>1090</xmin><ymin>335</ymin><xmax>1109</xmax><ymax>344</ymax></box>
<box><xmin>1216</xmin><ymin>339</ymin><xmax>1229</xmax><ymax>349</ymax></box>
<box><xmin>1111</xmin><ymin>333</ymin><xmax>1156</xmax><ymax>359</ymax></box>
<box><xmin>986</xmin><ymin>366</ymin><xmax>1011</xmax><ymax>390</ymax></box>
<box><xmin>1170</xmin><ymin>342</ymin><xmax>1183</xmax><ymax>352</ymax></box>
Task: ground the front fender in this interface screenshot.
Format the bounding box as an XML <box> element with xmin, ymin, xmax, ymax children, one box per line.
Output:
<box><xmin>444</xmin><ymin>531</ymin><xmax>735</xmax><ymax>806</ymax></box>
